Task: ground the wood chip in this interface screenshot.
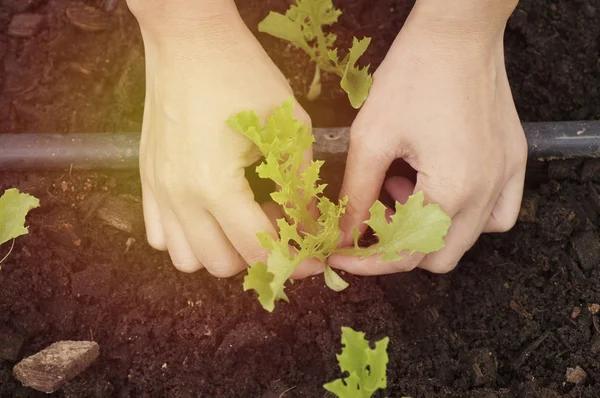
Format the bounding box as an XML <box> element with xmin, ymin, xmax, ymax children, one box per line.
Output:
<box><xmin>66</xmin><ymin>3</ymin><xmax>109</xmax><ymax>32</ymax></box>
<box><xmin>13</xmin><ymin>341</ymin><xmax>99</xmax><ymax>393</ymax></box>
<box><xmin>7</xmin><ymin>13</ymin><xmax>46</xmax><ymax>38</ymax></box>
<box><xmin>510</xmin><ymin>300</ymin><xmax>533</xmax><ymax>320</ymax></box>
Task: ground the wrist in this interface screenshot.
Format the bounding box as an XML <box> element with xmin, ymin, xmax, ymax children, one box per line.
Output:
<box><xmin>407</xmin><ymin>0</ymin><xmax>518</xmax><ymax>54</ymax></box>
<box><xmin>126</xmin><ymin>0</ymin><xmax>244</xmax><ymax>50</ymax></box>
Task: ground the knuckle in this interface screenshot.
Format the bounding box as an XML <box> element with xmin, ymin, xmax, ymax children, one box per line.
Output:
<box><xmin>204</xmin><ymin>261</ymin><xmax>239</xmax><ymax>278</ymax></box>
<box><xmin>146</xmin><ymin>234</ymin><xmax>166</xmax><ymax>251</ymax></box>
<box><xmin>172</xmin><ymin>259</ymin><xmax>202</xmax><ymax>274</ymax></box>
<box><xmin>428</xmin><ymin>261</ymin><xmax>458</xmax><ymax>274</ymax></box>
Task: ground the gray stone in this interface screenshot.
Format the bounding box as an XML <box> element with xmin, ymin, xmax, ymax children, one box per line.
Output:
<box><xmin>7</xmin><ymin>13</ymin><xmax>46</xmax><ymax>38</ymax></box>
<box><xmin>13</xmin><ymin>341</ymin><xmax>99</xmax><ymax>393</ymax></box>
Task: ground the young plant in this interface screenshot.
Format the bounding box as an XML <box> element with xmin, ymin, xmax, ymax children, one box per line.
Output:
<box><xmin>324</xmin><ymin>327</ymin><xmax>389</xmax><ymax>398</ymax></box>
<box><xmin>228</xmin><ymin>99</ymin><xmax>451</xmax><ymax>312</ymax></box>
<box><xmin>259</xmin><ymin>0</ymin><xmax>372</xmax><ymax>109</ymax></box>
<box><xmin>0</xmin><ymin>188</ymin><xmax>40</xmax><ymax>268</ymax></box>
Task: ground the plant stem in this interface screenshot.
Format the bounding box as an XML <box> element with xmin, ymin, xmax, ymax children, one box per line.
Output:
<box><xmin>0</xmin><ymin>238</ymin><xmax>16</xmax><ymax>268</ymax></box>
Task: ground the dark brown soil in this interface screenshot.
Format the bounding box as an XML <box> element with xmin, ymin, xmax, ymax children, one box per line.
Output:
<box><xmin>1</xmin><ymin>0</ymin><xmax>600</xmax><ymax>397</ymax></box>
<box><xmin>0</xmin><ymin>0</ymin><xmax>599</xmax><ymax>133</ymax></box>
<box><xmin>1</xmin><ymin>161</ymin><xmax>600</xmax><ymax>397</ymax></box>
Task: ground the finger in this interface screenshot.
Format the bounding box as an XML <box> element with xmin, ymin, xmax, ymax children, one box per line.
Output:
<box><xmin>384</xmin><ymin>176</ymin><xmax>414</xmax><ymax>205</ymax></box>
<box><xmin>328</xmin><ymin>250</ymin><xmax>424</xmax><ymax>276</ymax></box>
<box><xmin>160</xmin><ymin>209</ymin><xmax>203</xmax><ymax>273</ymax></box>
<box><xmin>141</xmin><ymin>182</ymin><xmax>167</xmax><ymax>250</ymax></box>
<box><xmin>338</xmin><ymin>138</ymin><xmax>393</xmax><ymax>246</ymax></box>
<box><xmin>418</xmin><ymin>210</ymin><xmax>480</xmax><ymax>274</ymax></box>
<box><xmin>206</xmin><ymin>176</ymin><xmax>280</xmax><ymax>270</ymax></box>
<box><xmin>483</xmin><ymin>171</ymin><xmax>525</xmax><ymax>233</ymax></box>
<box><xmin>178</xmin><ymin>207</ymin><xmax>248</xmax><ymax>278</ymax></box>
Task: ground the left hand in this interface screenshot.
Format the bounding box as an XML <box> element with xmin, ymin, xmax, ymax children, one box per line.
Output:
<box><xmin>328</xmin><ymin>4</ymin><xmax>527</xmax><ymax>275</ymax></box>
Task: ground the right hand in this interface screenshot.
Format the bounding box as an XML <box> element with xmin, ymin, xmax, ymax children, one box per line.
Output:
<box><xmin>128</xmin><ymin>2</ymin><xmax>320</xmax><ymax>278</ymax></box>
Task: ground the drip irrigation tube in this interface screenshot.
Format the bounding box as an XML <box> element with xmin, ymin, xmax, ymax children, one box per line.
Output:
<box><xmin>0</xmin><ymin>120</ymin><xmax>599</xmax><ymax>171</ymax></box>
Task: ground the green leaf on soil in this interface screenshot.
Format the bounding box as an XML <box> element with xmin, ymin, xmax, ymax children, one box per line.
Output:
<box><xmin>323</xmin><ymin>265</ymin><xmax>348</xmax><ymax>292</ymax></box>
<box><xmin>323</xmin><ymin>327</ymin><xmax>389</xmax><ymax>397</ymax></box>
<box><xmin>0</xmin><ymin>188</ymin><xmax>40</xmax><ymax>247</ymax></box>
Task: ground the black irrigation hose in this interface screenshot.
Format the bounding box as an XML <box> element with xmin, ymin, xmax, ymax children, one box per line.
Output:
<box><xmin>0</xmin><ymin>120</ymin><xmax>599</xmax><ymax>171</ymax></box>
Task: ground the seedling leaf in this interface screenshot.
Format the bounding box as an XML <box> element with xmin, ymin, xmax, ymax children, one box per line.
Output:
<box><xmin>229</xmin><ymin>99</ymin><xmax>347</xmax><ymax>311</ymax></box>
<box><xmin>324</xmin><ymin>327</ymin><xmax>389</xmax><ymax>397</ymax></box>
<box><xmin>259</xmin><ymin>0</ymin><xmax>372</xmax><ymax>107</ymax></box>
<box><xmin>0</xmin><ymin>189</ymin><xmax>40</xmax><ymax>247</ymax></box>
<box><xmin>340</xmin><ymin>37</ymin><xmax>373</xmax><ymax>109</ymax></box>
<box><xmin>323</xmin><ymin>265</ymin><xmax>348</xmax><ymax>292</ymax></box>
<box><xmin>337</xmin><ymin>191</ymin><xmax>451</xmax><ymax>260</ymax></box>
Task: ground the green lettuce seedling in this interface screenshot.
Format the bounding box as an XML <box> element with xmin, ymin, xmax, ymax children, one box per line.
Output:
<box><xmin>228</xmin><ymin>99</ymin><xmax>451</xmax><ymax>312</ymax></box>
<box><xmin>0</xmin><ymin>188</ymin><xmax>40</xmax><ymax>267</ymax></box>
<box><xmin>259</xmin><ymin>0</ymin><xmax>372</xmax><ymax>108</ymax></box>
<box><xmin>324</xmin><ymin>327</ymin><xmax>389</xmax><ymax>397</ymax></box>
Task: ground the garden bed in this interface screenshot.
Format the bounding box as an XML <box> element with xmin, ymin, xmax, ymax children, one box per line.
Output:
<box><xmin>1</xmin><ymin>0</ymin><xmax>600</xmax><ymax>397</ymax></box>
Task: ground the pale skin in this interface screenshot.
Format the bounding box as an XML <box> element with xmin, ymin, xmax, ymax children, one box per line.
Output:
<box><xmin>126</xmin><ymin>0</ymin><xmax>527</xmax><ymax>278</ymax></box>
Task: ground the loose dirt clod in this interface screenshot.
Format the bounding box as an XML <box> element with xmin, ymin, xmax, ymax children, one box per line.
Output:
<box><xmin>518</xmin><ymin>194</ymin><xmax>538</xmax><ymax>223</ymax></box>
<box><xmin>0</xmin><ymin>331</ymin><xmax>25</xmax><ymax>361</ymax></box>
<box><xmin>7</xmin><ymin>14</ymin><xmax>46</xmax><ymax>37</ymax></box>
<box><xmin>467</xmin><ymin>348</ymin><xmax>497</xmax><ymax>387</ymax></box>
<box><xmin>13</xmin><ymin>341</ymin><xmax>100</xmax><ymax>393</ymax></box>
<box><xmin>94</xmin><ymin>194</ymin><xmax>143</xmax><ymax>234</ymax></box>
<box><xmin>565</xmin><ymin>366</ymin><xmax>587</xmax><ymax>384</ymax></box>
<box><xmin>571</xmin><ymin>231</ymin><xmax>600</xmax><ymax>270</ymax></box>
<box><xmin>581</xmin><ymin>159</ymin><xmax>600</xmax><ymax>181</ymax></box>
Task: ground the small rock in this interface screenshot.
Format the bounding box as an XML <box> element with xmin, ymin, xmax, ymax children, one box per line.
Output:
<box><xmin>7</xmin><ymin>13</ymin><xmax>46</xmax><ymax>37</ymax></box>
<box><xmin>571</xmin><ymin>231</ymin><xmax>600</xmax><ymax>270</ymax></box>
<box><xmin>13</xmin><ymin>341</ymin><xmax>100</xmax><ymax>393</ymax></box>
<box><xmin>468</xmin><ymin>348</ymin><xmax>497</xmax><ymax>387</ymax></box>
<box><xmin>0</xmin><ymin>332</ymin><xmax>25</xmax><ymax>361</ymax></box>
<box><xmin>71</xmin><ymin>266</ymin><xmax>112</xmax><ymax>298</ymax></box>
<box><xmin>565</xmin><ymin>366</ymin><xmax>587</xmax><ymax>384</ymax></box>
<box><xmin>518</xmin><ymin>194</ymin><xmax>538</xmax><ymax>223</ymax></box>
<box><xmin>66</xmin><ymin>3</ymin><xmax>109</xmax><ymax>32</ymax></box>
<box><xmin>582</xmin><ymin>159</ymin><xmax>600</xmax><ymax>181</ymax></box>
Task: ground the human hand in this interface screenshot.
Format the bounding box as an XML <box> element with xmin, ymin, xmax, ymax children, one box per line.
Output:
<box><xmin>129</xmin><ymin>3</ymin><xmax>320</xmax><ymax>277</ymax></box>
<box><xmin>328</xmin><ymin>1</ymin><xmax>527</xmax><ymax>275</ymax></box>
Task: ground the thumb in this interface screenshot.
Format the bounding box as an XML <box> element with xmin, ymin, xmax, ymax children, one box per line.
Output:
<box><xmin>338</xmin><ymin>136</ymin><xmax>393</xmax><ymax>246</ymax></box>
